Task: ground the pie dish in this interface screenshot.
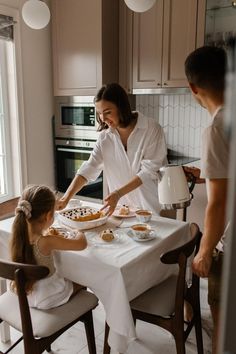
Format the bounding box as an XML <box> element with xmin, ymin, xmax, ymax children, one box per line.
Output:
<box><xmin>57</xmin><ymin>206</ymin><xmax>108</xmax><ymax>230</ymax></box>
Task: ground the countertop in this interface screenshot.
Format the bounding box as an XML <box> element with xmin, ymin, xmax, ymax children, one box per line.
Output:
<box><xmin>167</xmin><ymin>149</ymin><xmax>200</xmax><ymax>166</ymax></box>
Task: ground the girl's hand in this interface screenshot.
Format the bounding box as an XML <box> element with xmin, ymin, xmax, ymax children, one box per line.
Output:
<box><xmin>100</xmin><ymin>191</ymin><xmax>120</xmax><ymax>216</ymax></box>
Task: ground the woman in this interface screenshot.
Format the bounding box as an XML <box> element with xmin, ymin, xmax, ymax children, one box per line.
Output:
<box><xmin>57</xmin><ymin>83</ymin><xmax>167</xmax><ymax>215</ymax></box>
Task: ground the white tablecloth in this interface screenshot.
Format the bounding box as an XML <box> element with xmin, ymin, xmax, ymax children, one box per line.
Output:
<box><xmin>0</xmin><ymin>206</ymin><xmax>190</xmax><ymax>352</ymax></box>
<box><xmin>54</xmin><ymin>215</ymin><xmax>190</xmax><ymax>352</ymax></box>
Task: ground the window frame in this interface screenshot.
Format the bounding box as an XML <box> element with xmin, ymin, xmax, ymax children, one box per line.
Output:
<box><xmin>0</xmin><ymin>5</ymin><xmax>27</xmax><ymax>203</ymax></box>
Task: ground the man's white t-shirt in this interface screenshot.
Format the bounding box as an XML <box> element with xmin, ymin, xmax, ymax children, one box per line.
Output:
<box><xmin>200</xmin><ymin>107</ymin><xmax>230</xmax><ymax>251</ymax></box>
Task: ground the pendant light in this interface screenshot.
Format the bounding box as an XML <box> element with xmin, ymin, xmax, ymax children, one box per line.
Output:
<box><xmin>22</xmin><ymin>0</ymin><xmax>50</xmax><ymax>30</ymax></box>
<box><xmin>124</xmin><ymin>0</ymin><xmax>156</xmax><ymax>13</ymax></box>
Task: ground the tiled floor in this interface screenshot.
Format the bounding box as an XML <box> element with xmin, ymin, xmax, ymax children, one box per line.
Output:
<box><xmin>0</xmin><ymin>279</ymin><xmax>213</xmax><ymax>354</ymax></box>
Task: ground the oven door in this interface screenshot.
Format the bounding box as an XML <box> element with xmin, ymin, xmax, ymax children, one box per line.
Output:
<box><xmin>55</xmin><ymin>146</ymin><xmax>103</xmax><ymax>200</ymax></box>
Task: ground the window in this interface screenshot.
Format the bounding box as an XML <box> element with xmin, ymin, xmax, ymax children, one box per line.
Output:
<box><xmin>0</xmin><ymin>39</ymin><xmax>13</xmax><ymax>199</ymax></box>
<box><xmin>0</xmin><ymin>12</ymin><xmax>21</xmax><ymax>202</ymax></box>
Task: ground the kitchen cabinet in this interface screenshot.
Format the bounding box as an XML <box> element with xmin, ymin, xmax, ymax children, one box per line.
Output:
<box><xmin>132</xmin><ymin>0</ymin><xmax>206</xmax><ymax>91</ymax></box>
<box><xmin>51</xmin><ymin>0</ymin><xmax>119</xmax><ymax>96</ymax></box>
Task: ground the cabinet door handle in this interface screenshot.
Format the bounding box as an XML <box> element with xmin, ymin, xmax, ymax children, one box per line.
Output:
<box><xmin>157</xmin><ymin>83</ymin><xmax>161</xmax><ymax>86</ymax></box>
<box><xmin>163</xmin><ymin>82</ymin><xmax>168</xmax><ymax>86</ymax></box>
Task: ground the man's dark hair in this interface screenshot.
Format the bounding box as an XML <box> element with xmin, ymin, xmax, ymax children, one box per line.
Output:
<box><xmin>185</xmin><ymin>46</ymin><xmax>227</xmax><ymax>93</ymax></box>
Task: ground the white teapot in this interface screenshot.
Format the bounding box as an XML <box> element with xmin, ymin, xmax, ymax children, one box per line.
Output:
<box><xmin>158</xmin><ymin>165</ymin><xmax>195</xmax><ymax>210</ymax></box>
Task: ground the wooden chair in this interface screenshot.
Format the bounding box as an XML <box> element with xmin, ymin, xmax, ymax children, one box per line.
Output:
<box><xmin>0</xmin><ymin>259</ymin><xmax>98</xmax><ymax>354</ymax></box>
<box><xmin>103</xmin><ymin>223</ymin><xmax>203</xmax><ymax>354</ymax></box>
<box><xmin>0</xmin><ymin>197</ymin><xmax>19</xmax><ymax>221</ymax></box>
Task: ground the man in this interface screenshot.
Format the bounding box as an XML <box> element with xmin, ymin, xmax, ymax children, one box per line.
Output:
<box><xmin>184</xmin><ymin>46</ymin><xmax>229</xmax><ymax>354</ymax></box>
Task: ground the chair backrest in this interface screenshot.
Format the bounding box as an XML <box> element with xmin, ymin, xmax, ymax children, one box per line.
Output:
<box><xmin>0</xmin><ymin>197</ymin><xmax>19</xmax><ymax>220</ymax></box>
<box><xmin>0</xmin><ymin>258</ymin><xmax>49</xmax><ymax>343</ymax></box>
<box><xmin>160</xmin><ymin>223</ymin><xmax>202</xmax><ymax>319</ymax></box>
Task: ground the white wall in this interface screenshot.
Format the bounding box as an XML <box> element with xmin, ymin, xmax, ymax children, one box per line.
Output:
<box><xmin>0</xmin><ymin>0</ymin><xmax>54</xmax><ymax>188</ymax></box>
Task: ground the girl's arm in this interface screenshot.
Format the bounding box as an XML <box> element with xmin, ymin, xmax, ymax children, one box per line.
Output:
<box><xmin>39</xmin><ymin>232</ymin><xmax>87</xmax><ymax>255</ymax></box>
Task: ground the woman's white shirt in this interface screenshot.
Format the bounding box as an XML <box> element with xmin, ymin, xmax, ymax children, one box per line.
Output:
<box><xmin>78</xmin><ymin>112</ymin><xmax>167</xmax><ymax>213</ymax></box>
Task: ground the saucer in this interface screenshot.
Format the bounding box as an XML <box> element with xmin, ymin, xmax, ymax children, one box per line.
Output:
<box><xmin>89</xmin><ymin>232</ymin><xmax>123</xmax><ymax>247</ymax></box>
<box><xmin>112</xmin><ymin>209</ymin><xmax>136</xmax><ymax>218</ymax></box>
<box><xmin>127</xmin><ymin>229</ymin><xmax>157</xmax><ymax>242</ymax></box>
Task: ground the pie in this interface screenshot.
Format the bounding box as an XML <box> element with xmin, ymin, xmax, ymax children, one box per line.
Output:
<box><xmin>61</xmin><ymin>207</ymin><xmax>104</xmax><ymax>222</ymax></box>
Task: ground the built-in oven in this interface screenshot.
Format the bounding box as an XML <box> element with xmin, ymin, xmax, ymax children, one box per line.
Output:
<box><xmin>54</xmin><ymin>96</ymin><xmax>99</xmax><ymax>140</ymax></box>
<box><xmin>55</xmin><ymin>138</ymin><xmax>103</xmax><ymax>201</ymax></box>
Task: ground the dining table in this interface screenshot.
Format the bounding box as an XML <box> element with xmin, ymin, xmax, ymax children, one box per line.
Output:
<box><xmin>0</xmin><ymin>201</ymin><xmax>191</xmax><ymax>353</ymax></box>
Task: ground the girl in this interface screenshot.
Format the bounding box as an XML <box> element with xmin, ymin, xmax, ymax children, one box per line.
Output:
<box><xmin>10</xmin><ymin>184</ymin><xmax>87</xmax><ymax>310</ymax></box>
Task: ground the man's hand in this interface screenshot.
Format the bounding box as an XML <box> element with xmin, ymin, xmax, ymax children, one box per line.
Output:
<box><xmin>192</xmin><ymin>252</ymin><xmax>212</xmax><ymax>278</ymax></box>
<box><xmin>183</xmin><ymin>166</ymin><xmax>205</xmax><ymax>184</ymax></box>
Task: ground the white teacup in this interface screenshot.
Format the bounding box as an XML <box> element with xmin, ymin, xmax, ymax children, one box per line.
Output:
<box><xmin>135</xmin><ymin>209</ymin><xmax>152</xmax><ymax>223</ymax></box>
<box><xmin>131</xmin><ymin>224</ymin><xmax>151</xmax><ymax>239</ymax></box>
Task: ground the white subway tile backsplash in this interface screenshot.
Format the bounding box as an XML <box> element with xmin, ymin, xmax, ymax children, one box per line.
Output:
<box><xmin>136</xmin><ymin>93</ymin><xmax>212</xmax><ymax>157</ymax></box>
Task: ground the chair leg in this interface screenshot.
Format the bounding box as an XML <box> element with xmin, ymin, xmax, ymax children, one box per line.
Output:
<box><xmin>103</xmin><ymin>322</ymin><xmax>111</xmax><ymax>354</ymax></box>
<box><xmin>194</xmin><ymin>316</ymin><xmax>204</xmax><ymax>354</ymax></box>
<box><xmin>174</xmin><ymin>330</ymin><xmax>186</xmax><ymax>354</ymax></box>
<box><xmin>84</xmin><ymin>311</ymin><xmax>97</xmax><ymax>354</ymax></box>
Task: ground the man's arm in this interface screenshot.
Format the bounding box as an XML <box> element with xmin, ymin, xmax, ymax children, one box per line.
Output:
<box><xmin>192</xmin><ymin>178</ymin><xmax>228</xmax><ymax>278</ymax></box>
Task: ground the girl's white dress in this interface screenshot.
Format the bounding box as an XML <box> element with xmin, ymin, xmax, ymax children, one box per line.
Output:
<box><xmin>27</xmin><ymin>236</ymin><xmax>73</xmax><ymax>310</ymax></box>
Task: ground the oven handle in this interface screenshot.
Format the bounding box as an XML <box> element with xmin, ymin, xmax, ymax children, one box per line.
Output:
<box><xmin>57</xmin><ymin>147</ymin><xmax>92</xmax><ymax>154</ymax></box>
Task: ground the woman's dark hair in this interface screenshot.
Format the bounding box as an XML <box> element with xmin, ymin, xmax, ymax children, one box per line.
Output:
<box><xmin>10</xmin><ymin>185</ymin><xmax>55</xmax><ymax>293</ymax></box>
<box><xmin>185</xmin><ymin>46</ymin><xmax>227</xmax><ymax>93</ymax></box>
<box><xmin>94</xmin><ymin>83</ymin><xmax>137</xmax><ymax>131</ymax></box>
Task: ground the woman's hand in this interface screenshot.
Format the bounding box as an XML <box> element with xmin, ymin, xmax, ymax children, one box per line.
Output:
<box><xmin>100</xmin><ymin>190</ymin><xmax>120</xmax><ymax>216</ymax></box>
<box><xmin>56</xmin><ymin>198</ymin><xmax>68</xmax><ymax>211</ymax></box>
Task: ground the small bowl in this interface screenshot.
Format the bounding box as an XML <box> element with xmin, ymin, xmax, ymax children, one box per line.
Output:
<box><xmin>131</xmin><ymin>223</ymin><xmax>151</xmax><ymax>239</ymax></box>
<box><xmin>135</xmin><ymin>209</ymin><xmax>152</xmax><ymax>223</ymax></box>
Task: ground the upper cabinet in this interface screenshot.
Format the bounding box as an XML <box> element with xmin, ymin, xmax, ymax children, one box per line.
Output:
<box><xmin>132</xmin><ymin>0</ymin><xmax>206</xmax><ymax>91</ymax></box>
<box><xmin>51</xmin><ymin>0</ymin><xmax>119</xmax><ymax>96</ymax></box>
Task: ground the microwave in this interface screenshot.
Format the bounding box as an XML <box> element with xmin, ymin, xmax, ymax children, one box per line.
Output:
<box><xmin>54</xmin><ymin>96</ymin><xmax>99</xmax><ymax>140</ymax></box>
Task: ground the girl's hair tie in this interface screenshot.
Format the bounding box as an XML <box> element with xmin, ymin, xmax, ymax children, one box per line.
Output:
<box><xmin>15</xmin><ymin>200</ymin><xmax>32</xmax><ymax>219</ymax></box>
